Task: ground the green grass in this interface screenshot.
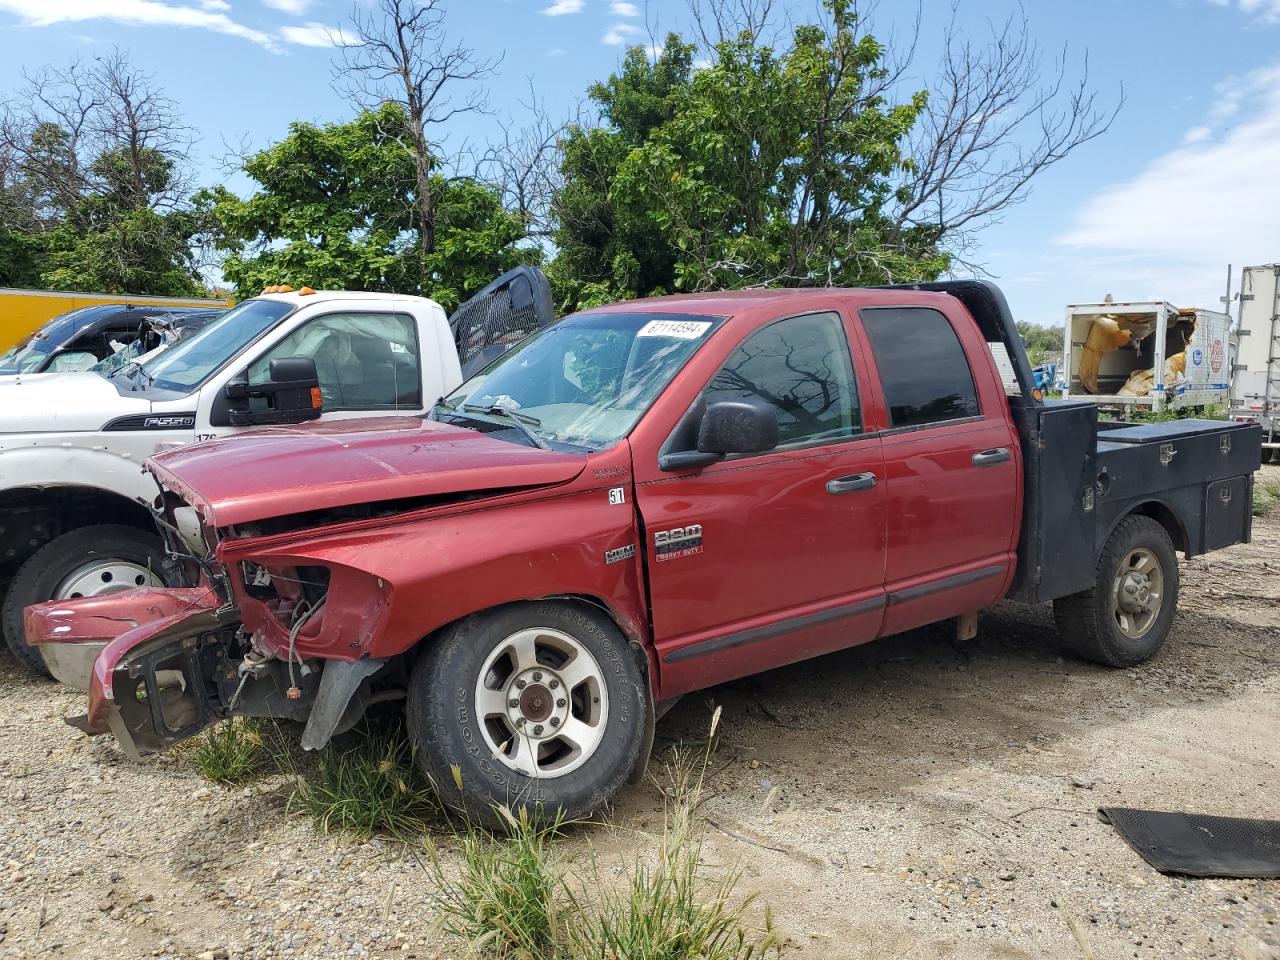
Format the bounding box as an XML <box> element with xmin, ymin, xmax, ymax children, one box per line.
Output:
<box><xmin>426</xmin><ymin>807</ymin><xmax>571</xmax><ymax>958</ymax></box>
<box><xmin>190</xmin><ymin>707</ymin><xmax>784</xmax><ymax>957</ymax></box>
<box><xmin>1105</xmin><ymin>402</ymin><xmax>1229</xmax><ymax>425</ymax></box>
<box><xmin>422</xmin><ymin>706</ymin><xmax>782</xmax><ymax>960</ymax></box>
<box><xmin>284</xmin><ymin>723</ymin><xmax>443</xmax><ymax>840</ymax></box>
<box><xmin>188</xmin><ymin>717</ymin><xmax>273</xmax><ymax>785</ymax></box>
<box><xmin>567</xmin><ymin>743</ymin><xmax>781</xmax><ymax>960</ymax></box>
<box><xmin>1254</xmin><ymin>480</ymin><xmax>1280</xmax><ymax>518</ymax></box>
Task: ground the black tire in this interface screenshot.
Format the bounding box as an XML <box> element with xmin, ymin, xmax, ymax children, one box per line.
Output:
<box><xmin>1053</xmin><ymin>515</ymin><xmax>1179</xmax><ymax>667</ymax></box>
<box><xmin>1</xmin><ymin>525</ymin><xmax>166</xmax><ymax>678</ymax></box>
<box><xmin>408</xmin><ymin>601</ymin><xmax>649</xmax><ymax>827</ymax></box>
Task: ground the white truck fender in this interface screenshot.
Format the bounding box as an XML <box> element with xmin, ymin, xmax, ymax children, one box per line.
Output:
<box><xmin>0</xmin><ymin>444</ymin><xmax>160</xmax><ymax>508</ymax></box>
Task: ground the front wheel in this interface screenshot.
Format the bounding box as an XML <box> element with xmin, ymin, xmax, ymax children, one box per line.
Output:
<box><xmin>408</xmin><ymin>601</ymin><xmax>650</xmax><ymax>826</ymax></box>
<box><xmin>1</xmin><ymin>525</ymin><xmax>167</xmax><ymax>677</ymax></box>
<box><xmin>1053</xmin><ymin>515</ymin><xmax>1180</xmax><ymax>667</ymax></box>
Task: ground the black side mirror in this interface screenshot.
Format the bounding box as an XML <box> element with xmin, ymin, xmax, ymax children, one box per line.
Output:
<box><xmin>659</xmin><ymin>399</ymin><xmax>779</xmax><ymax>471</ymax></box>
<box><xmin>225</xmin><ymin>356</ymin><xmax>322</xmax><ymax>427</ymax></box>
<box><xmin>698</xmin><ymin>399</ymin><xmax>779</xmax><ymax>454</ymax></box>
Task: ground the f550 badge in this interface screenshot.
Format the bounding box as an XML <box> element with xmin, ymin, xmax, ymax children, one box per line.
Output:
<box><xmin>654</xmin><ymin>524</ymin><xmax>703</xmax><ymax>562</ymax></box>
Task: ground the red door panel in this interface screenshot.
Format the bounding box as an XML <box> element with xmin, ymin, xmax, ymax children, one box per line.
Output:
<box><xmin>878</xmin><ymin>419</ymin><xmax>1018</xmax><ymax>636</ymax></box>
<box><xmin>851</xmin><ymin>303</ymin><xmax>1022</xmax><ymax>638</ymax></box>
<box><xmin>637</xmin><ymin>439</ymin><xmax>886</xmax><ymax>699</ymax></box>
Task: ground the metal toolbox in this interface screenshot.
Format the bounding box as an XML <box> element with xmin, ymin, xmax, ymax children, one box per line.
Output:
<box><xmin>1096</xmin><ymin>420</ymin><xmax>1261</xmax><ymax>496</ymax></box>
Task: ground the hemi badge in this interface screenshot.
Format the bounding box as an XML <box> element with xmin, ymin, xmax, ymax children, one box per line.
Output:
<box><xmin>605</xmin><ymin>544</ymin><xmax>636</xmax><ymax>565</ymax></box>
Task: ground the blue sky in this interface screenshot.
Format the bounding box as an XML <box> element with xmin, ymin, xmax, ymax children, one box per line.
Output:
<box><xmin>1</xmin><ymin>0</ymin><xmax>1279</xmax><ymax>328</ymax></box>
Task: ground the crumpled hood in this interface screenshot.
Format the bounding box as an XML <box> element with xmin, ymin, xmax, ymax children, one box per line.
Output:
<box><xmin>0</xmin><ymin>373</ymin><xmax>146</xmax><ymax>432</ymax></box>
<box><xmin>150</xmin><ymin>416</ymin><xmax>589</xmax><ymax>527</ymax></box>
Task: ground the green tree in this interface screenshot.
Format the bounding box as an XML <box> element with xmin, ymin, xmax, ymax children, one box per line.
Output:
<box><xmin>1016</xmin><ymin>320</ymin><xmax>1064</xmax><ymax>366</ymax></box>
<box><xmin>0</xmin><ymin>51</ymin><xmax>205</xmax><ymax>295</ymax></box>
<box><xmin>550</xmin><ymin>2</ymin><xmax>944</xmax><ymax>310</ymax></box>
<box><xmin>200</xmin><ymin>105</ymin><xmax>531</xmax><ymax>310</ymax></box>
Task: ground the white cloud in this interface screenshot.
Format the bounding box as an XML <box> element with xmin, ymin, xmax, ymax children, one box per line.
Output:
<box><xmin>1055</xmin><ymin>62</ymin><xmax>1280</xmax><ymax>311</ymax></box>
<box><xmin>541</xmin><ymin>0</ymin><xmax>583</xmax><ymax>14</ymax></box>
<box><xmin>603</xmin><ymin>21</ymin><xmax>640</xmax><ymax>44</ymax></box>
<box><xmin>547</xmin><ymin>46</ymin><xmax>566</xmax><ymax>57</ymax></box>
<box><xmin>200</xmin><ymin>0</ymin><xmax>229</xmax><ymax>10</ymax></box>
<box><xmin>0</xmin><ymin>0</ymin><xmax>278</xmax><ymax>49</ymax></box>
<box><xmin>1209</xmin><ymin>0</ymin><xmax>1280</xmax><ymax>23</ymax></box>
<box><xmin>610</xmin><ymin>1</ymin><xmax>639</xmax><ymax>15</ymax></box>
<box><xmin>279</xmin><ymin>20</ymin><xmax>353</xmax><ymax>47</ymax></box>
<box><xmin>261</xmin><ymin>0</ymin><xmax>308</xmax><ymax>13</ymax></box>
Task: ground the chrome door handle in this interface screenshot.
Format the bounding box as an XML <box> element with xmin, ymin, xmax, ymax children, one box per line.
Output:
<box><xmin>972</xmin><ymin>447</ymin><xmax>1010</xmax><ymax>466</ymax></box>
<box><xmin>827</xmin><ymin>472</ymin><xmax>877</xmax><ymax>494</ymax></box>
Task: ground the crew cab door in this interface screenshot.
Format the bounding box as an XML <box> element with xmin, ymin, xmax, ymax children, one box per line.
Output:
<box><xmin>854</xmin><ymin>305</ymin><xmax>1020</xmax><ymax>636</ymax></box>
<box><xmin>636</xmin><ymin>309</ymin><xmax>887</xmax><ymax>699</ymax></box>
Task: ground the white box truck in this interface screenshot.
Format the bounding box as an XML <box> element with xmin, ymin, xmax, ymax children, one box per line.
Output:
<box><xmin>1229</xmin><ymin>263</ymin><xmax>1280</xmax><ymax>459</ymax></box>
<box><xmin>1062</xmin><ymin>300</ymin><xmax>1230</xmax><ymax>414</ymax></box>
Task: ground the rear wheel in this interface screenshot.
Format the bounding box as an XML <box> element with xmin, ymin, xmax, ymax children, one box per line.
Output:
<box><xmin>1</xmin><ymin>525</ymin><xmax>166</xmax><ymax>677</ymax></box>
<box><xmin>1053</xmin><ymin>515</ymin><xmax>1179</xmax><ymax>667</ymax></box>
<box><xmin>407</xmin><ymin>601</ymin><xmax>649</xmax><ymax>826</ymax></box>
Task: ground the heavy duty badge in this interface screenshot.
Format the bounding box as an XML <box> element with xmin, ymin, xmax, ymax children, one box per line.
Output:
<box><xmin>654</xmin><ymin>524</ymin><xmax>703</xmax><ymax>561</ymax></box>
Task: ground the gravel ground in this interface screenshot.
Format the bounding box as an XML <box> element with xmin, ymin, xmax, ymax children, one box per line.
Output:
<box><xmin>0</xmin><ymin>470</ymin><xmax>1277</xmax><ymax>960</ymax></box>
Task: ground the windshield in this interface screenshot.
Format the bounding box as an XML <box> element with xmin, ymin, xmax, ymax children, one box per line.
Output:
<box><xmin>438</xmin><ymin>312</ymin><xmax>722</xmax><ymax>450</ymax></box>
<box><xmin>147</xmin><ymin>299</ymin><xmax>293</xmax><ymax>392</ymax></box>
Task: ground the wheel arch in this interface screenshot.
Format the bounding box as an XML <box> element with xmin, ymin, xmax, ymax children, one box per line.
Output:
<box><xmin>1107</xmin><ymin>500</ymin><xmax>1189</xmax><ymax>556</ymax></box>
<box><xmin>409</xmin><ymin>592</ymin><xmax>656</xmax><ymax>682</ymax></box>
<box><xmin>0</xmin><ymin>484</ymin><xmax>156</xmax><ymax>572</ymax></box>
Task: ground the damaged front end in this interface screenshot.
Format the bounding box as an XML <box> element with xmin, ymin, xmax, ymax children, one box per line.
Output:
<box><xmin>32</xmin><ymin>480</ymin><xmax>393</xmax><ymax>758</ymax></box>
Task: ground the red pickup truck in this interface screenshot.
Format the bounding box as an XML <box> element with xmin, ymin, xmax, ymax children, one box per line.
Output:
<box><xmin>29</xmin><ymin>282</ymin><xmax>1260</xmax><ymax>823</ymax></box>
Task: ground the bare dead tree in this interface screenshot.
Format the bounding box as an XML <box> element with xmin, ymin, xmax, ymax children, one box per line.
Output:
<box><xmin>890</xmin><ymin>8</ymin><xmax>1123</xmax><ymax>271</ymax></box>
<box><xmin>339</xmin><ymin>0</ymin><xmax>498</xmax><ymax>260</ymax></box>
<box><xmin>0</xmin><ymin>49</ymin><xmax>193</xmax><ymax>232</ymax></box>
<box><xmin>686</xmin><ymin>0</ymin><xmax>781</xmax><ymax>48</ymax></box>
<box><xmin>88</xmin><ymin>48</ymin><xmax>193</xmax><ymax>212</ymax></box>
<box><xmin>478</xmin><ymin>81</ymin><xmax>576</xmax><ymax>239</ymax></box>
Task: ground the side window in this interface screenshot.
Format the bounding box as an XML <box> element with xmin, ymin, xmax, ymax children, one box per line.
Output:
<box><xmin>861</xmin><ymin>307</ymin><xmax>980</xmax><ymax>429</ymax></box>
<box><xmin>248</xmin><ymin>312</ymin><xmax>421</xmax><ymax>410</ymax></box>
<box><xmin>703</xmin><ymin>311</ymin><xmax>860</xmax><ymax>446</ymax></box>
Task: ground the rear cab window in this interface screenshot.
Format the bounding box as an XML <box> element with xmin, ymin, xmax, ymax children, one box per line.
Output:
<box><xmin>860</xmin><ymin>307</ymin><xmax>980</xmax><ymax>429</ymax></box>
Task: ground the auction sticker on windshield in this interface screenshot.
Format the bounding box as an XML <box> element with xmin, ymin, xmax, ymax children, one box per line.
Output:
<box><xmin>637</xmin><ymin>319</ymin><xmax>712</xmax><ymax>339</ymax></box>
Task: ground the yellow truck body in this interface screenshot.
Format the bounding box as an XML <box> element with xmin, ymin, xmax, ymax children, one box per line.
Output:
<box><xmin>0</xmin><ymin>287</ymin><xmax>232</xmax><ymax>352</ymax></box>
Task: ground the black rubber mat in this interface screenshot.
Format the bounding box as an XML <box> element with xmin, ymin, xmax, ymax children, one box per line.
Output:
<box><xmin>1099</xmin><ymin>807</ymin><xmax>1280</xmax><ymax>878</ymax></box>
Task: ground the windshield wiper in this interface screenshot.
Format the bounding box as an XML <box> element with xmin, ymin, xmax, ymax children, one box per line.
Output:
<box><xmin>461</xmin><ymin>403</ymin><xmax>549</xmax><ymax>450</ymax></box>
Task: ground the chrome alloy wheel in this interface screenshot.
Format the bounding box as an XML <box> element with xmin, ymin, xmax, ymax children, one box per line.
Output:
<box><xmin>474</xmin><ymin>626</ymin><xmax>609</xmax><ymax>778</ymax></box>
<box><xmin>55</xmin><ymin>559</ymin><xmax>162</xmax><ymax>601</ymax></box>
<box><xmin>1112</xmin><ymin>547</ymin><xmax>1164</xmax><ymax>640</ymax></box>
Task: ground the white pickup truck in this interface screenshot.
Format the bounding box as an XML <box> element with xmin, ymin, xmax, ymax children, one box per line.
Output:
<box><xmin>0</xmin><ymin>268</ymin><xmax>553</xmax><ymax>676</ymax></box>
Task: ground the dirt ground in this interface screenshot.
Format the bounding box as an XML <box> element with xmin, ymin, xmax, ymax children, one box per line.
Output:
<box><xmin>0</xmin><ymin>470</ymin><xmax>1277</xmax><ymax>960</ymax></box>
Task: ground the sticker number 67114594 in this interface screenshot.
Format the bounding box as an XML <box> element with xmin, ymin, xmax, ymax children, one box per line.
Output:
<box><xmin>637</xmin><ymin>319</ymin><xmax>712</xmax><ymax>339</ymax></box>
